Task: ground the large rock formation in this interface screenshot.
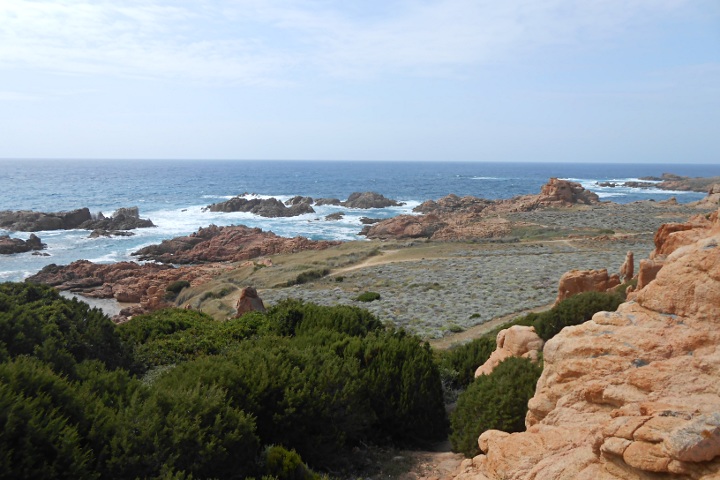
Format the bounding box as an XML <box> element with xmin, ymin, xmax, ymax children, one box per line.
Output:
<box><xmin>204</xmin><ymin>196</ymin><xmax>314</xmax><ymax>217</ymax></box>
<box><xmin>475</xmin><ymin>326</ymin><xmax>544</xmax><ymax>377</ymax></box>
<box><xmin>0</xmin><ymin>207</ymin><xmax>154</xmax><ymax>232</ymax></box>
<box><xmin>538</xmin><ymin>177</ymin><xmax>600</xmax><ymax>205</ymax></box>
<box><xmin>555</xmin><ymin>268</ymin><xmax>621</xmax><ymax>305</ymax></box>
<box><xmin>453</xmin><ymin>209</ymin><xmax>720</xmax><ymax>480</ymax></box>
<box><xmin>132</xmin><ymin>224</ymin><xmax>341</xmax><ymax>264</ymax></box>
<box><xmin>0</xmin><ymin>234</ymin><xmax>46</xmax><ymax>254</ymax></box>
<box><xmin>26</xmin><ymin>260</ymin><xmax>232</xmax><ymax>322</ymax></box>
<box><xmin>363</xmin><ymin>178</ymin><xmax>601</xmax><ymax>241</ymax></box>
<box><xmin>341</xmin><ymin>191</ymin><xmax>403</xmax><ymax>209</ymax></box>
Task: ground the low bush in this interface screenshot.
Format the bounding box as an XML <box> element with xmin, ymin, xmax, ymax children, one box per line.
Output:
<box><xmin>0</xmin><ymin>282</ymin><xmax>134</xmax><ymax>376</ymax></box>
<box><xmin>286</xmin><ymin>269</ymin><xmax>330</xmax><ymax>286</ymax></box>
<box><xmin>449</xmin><ymin>357</ymin><xmax>543</xmax><ymax>457</ymax></box>
<box><xmin>355</xmin><ymin>291</ymin><xmax>381</xmax><ymax>302</ymax></box>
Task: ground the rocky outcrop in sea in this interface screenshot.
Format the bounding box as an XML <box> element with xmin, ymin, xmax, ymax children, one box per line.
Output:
<box><xmin>203</xmin><ymin>191</ymin><xmax>403</xmax><ymax>218</ymax></box>
<box><xmin>0</xmin><ymin>233</ymin><xmax>46</xmax><ymax>255</ymax></box>
<box><xmin>0</xmin><ymin>206</ymin><xmax>154</xmax><ymax>233</ymax></box>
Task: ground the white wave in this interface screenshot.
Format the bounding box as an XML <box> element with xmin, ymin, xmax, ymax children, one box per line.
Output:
<box><xmin>596</xmin><ymin>192</ymin><xmax>627</xmax><ymax>198</ymax></box>
<box><xmin>201</xmin><ymin>194</ymin><xmax>236</xmax><ymax>200</ymax></box>
<box><xmin>471</xmin><ymin>176</ymin><xmax>504</xmax><ymax>180</ymax></box>
<box><xmin>86</xmin><ymin>252</ymin><xmax>122</xmax><ymax>263</ymax></box>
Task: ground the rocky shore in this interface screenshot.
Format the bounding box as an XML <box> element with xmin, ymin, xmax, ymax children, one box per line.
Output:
<box><xmin>0</xmin><ymin>206</ymin><xmax>154</xmax><ymax>234</ymax></box>
<box><xmin>24</xmin><ymin>178</ymin><xmax>720</xmax><ymax>330</ymax></box>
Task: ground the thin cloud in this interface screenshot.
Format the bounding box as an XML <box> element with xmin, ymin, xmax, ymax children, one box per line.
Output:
<box><xmin>0</xmin><ymin>0</ymin><xmax>704</xmax><ymax>84</ymax></box>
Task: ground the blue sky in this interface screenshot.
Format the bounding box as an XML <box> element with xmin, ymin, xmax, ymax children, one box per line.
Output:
<box><xmin>0</xmin><ymin>0</ymin><xmax>718</xmax><ymax>162</ymax></box>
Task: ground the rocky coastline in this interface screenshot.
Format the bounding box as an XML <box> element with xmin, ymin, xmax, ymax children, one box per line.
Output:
<box><xmin>23</xmin><ymin>177</ymin><xmax>719</xmax><ymax>329</ymax></box>
<box><xmin>596</xmin><ymin>172</ymin><xmax>720</xmax><ymax>193</ymax></box>
<box><xmin>0</xmin><ymin>206</ymin><xmax>154</xmax><ymax>235</ymax></box>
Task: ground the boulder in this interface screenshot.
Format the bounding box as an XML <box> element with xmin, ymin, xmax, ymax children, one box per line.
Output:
<box><xmin>0</xmin><ymin>233</ymin><xmax>46</xmax><ymax>254</ymax></box>
<box><xmin>539</xmin><ymin>178</ymin><xmax>600</xmax><ymax>205</ymax></box>
<box><xmin>555</xmin><ymin>268</ymin><xmax>621</xmax><ymax>305</ymax></box>
<box><xmin>234</xmin><ymin>287</ymin><xmax>266</xmax><ymax>317</ymax></box>
<box><xmin>474</xmin><ymin>326</ymin><xmax>544</xmax><ymax>377</ymax></box>
<box><xmin>325</xmin><ymin>212</ymin><xmax>344</xmax><ymax>221</ymax></box>
<box><xmin>285</xmin><ymin>196</ymin><xmax>314</xmax><ymax>206</ymax></box>
<box><xmin>453</xmin><ymin>208</ymin><xmax>720</xmax><ymax>480</ymax></box>
<box><xmin>342</xmin><ymin>192</ymin><xmax>403</xmax><ymax>209</ymax></box>
<box><xmin>362</xmin><ymin>214</ymin><xmax>446</xmax><ymax>239</ymax></box>
<box><xmin>315</xmin><ymin>198</ymin><xmax>341</xmax><ymax>206</ymax></box>
<box><xmin>414</xmin><ymin>194</ymin><xmax>493</xmax><ymax>214</ymax></box>
<box><xmin>80</xmin><ymin>207</ymin><xmax>154</xmax><ymax>231</ymax></box>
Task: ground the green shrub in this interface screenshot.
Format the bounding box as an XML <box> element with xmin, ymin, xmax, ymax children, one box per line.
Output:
<box><xmin>531</xmin><ymin>291</ymin><xmax>624</xmax><ymax>341</ymax></box>
<box><xmin>263</xmin><ymin>446</ymin><xmax>320</xmax><ymax>480</ymax></box>
<box><xmin>449</xmin><ymin>357</ymin><xmax>543</xmax><ymax>457</ymax></box>
<box><xmin>437</xmin><ymin>336</ymin><xmax>496</xmax><ymax>390</ymax></box>
<box><xmin>266</xmin><ymin>299</ymin><xmax>383</xmax><ymax>338</ymax></box>
<box><xmin>286</xmin><ymin>269</ymin><xmax>330</xmax><ymax>287</ymax></box>
<box><xmin>118</xmin><ymin>308</ymin><xmax>273</xmax><ymax>369</ymax></box>
<box><xmin>0</xmin><ymin>282</ymin><xmax>134</xmax><ymax>376</ymax></box>
<box><xmin>355</xmin><ymin>291</ymin><xmax>381</xmax><ymax>302</ymax></box>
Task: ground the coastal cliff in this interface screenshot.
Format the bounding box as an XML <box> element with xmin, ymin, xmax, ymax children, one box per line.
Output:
<box><xmin>453</xmin><ymin>208</ymin><xmax>720</xmax><ymax>479</ymax></box>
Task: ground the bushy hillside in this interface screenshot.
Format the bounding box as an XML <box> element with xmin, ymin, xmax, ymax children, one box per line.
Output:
<box><xmin>0</xmin><ymin>283</ymin><xmax>447</xmax><ymax>479</ymax></box>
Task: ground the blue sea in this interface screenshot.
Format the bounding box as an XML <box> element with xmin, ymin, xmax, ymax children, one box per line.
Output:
<box><xmin>2</xmin><ymin>159</ymin><xmax>719</xmax><ymax>282</ymax></box>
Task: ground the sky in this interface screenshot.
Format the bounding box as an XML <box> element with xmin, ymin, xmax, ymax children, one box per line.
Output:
<box><xmin>0</xmin><ymin>0</ymin><xmax>719</xmax><ymax>163</ymax></box>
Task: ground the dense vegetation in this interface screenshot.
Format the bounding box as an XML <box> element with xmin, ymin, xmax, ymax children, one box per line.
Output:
<box><xmin>442</xmin><ymin>291</ymin><xmax>625</xmax><ymax>457</ymax></box>
<box><xmin>449</xmin><ymin>357</ymin><xmax>544</xmax><ymax>456</ymax></box>
<box><xmin>0</xmin><ymin>283</ymin><xmax>447</xmax><ymax>479</ymax></box>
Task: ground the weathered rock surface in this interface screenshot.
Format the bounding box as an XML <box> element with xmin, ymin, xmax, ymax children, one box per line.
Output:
<box><xmin>204</xmin><ymin>196</ymin><xmax>315</xmax><ymax>217</ymax></box>
<box><xmin>453</xmin><ymin>209</ymin><xmax>720</xmax><ymax>480</ymax></box>
<box><xmin>132</xmin><ymin>224</ymin><xmax>341</xmax><ymax>264</ymax></box>
<box><xmin>415</xmin><ymin>194</ymin><xmax>494</xmax><ymax>214</ymax></box>
<box><xmin>234</xmin><ymin>286</ymin><xmax>266</xmax><ymax>317</ymax></box>
<box><xmin>539</xmin><ymin>177</ymin><xmax>601</xmax><ymax>205</ymax></box>
<box><xmin>26</xmin><ymin>260</ymin><xmax>232</xmax><ymax>322</ymax></box>
<box><xmin>619</xmin><ymin>251</ymin><xmax>634</xmax><ymax>282</ymax></box>
<box><xmin>0</xmin><ymin>207</ymin><xmax>154</xmax><ymax>232</ymax></box>
<box><xmin>0</xmin><ymin>233</ymin><xmax>46</xmax><ymax>254</ymax></box>
<box><xmin>364</xmin><ymin>178</ymin><xmax>601</xmax><ymax>241</ymax></box>
<box><xmin>555</xmin><ymin>268</ymin><xmax>621</xmax><ymax>305</ymax></box>
<box><xmin>324</xmin><ymin>212</ymin><xmax>345</xmax><ymax>221</ymax></box>
<box><xmin>80</xmin><ymin>207</ymin><xmax>154</xmax><ymax>231</ymax></box>
<box><xmin>342</xmin><ymin>191</ymin><xmax>403</xmax><ymax>209</ymax></box>
<box><xmin>475</xmin><ymin>326</ymin><xmax>544</xmax><ymax>377</ymax></box>
<box><xmin>601</xmin><ymin>173</ymin><xmax>720</xmax><ymax>193</ymax></box>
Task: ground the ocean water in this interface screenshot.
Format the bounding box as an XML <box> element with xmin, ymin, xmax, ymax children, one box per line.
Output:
<box><xmin>1</xmin><ymin>159</ymin><xmax>719</xmax><ymax>282</ymax></box>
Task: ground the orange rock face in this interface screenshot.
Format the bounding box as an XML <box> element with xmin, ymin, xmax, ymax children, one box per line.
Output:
<box><xmin>555</xmin><ymin>268</ymin><xmax>621</xmax><ymax>305</ymax></box>
<box><xmin>234</xmin><ymin>286</ymin><xmax>266</xmax><ymax>317</ymax></box>
<box><xmin>366</xmin><ymin>178</ymin><xmax>599</xmax><ymax>241</ymax></box>
<box><xmin>453</xmin><ymin>209</ymin><xmax>720</xmax><ymax>480</ymax></box>
<box><xmin>539</xmin><ymin>178</ymin><xmax>601</xmax><ymax>205</ymax></box>
<box><xmin>475</xmin><ymin>326</ymin><xmax>544</xmax><ymax>377</ymax></box>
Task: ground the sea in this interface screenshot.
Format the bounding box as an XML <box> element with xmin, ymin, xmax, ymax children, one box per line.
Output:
<box><xmin>2</xmin><ymin>159</ymin><xmax>719</xmax><ymax>283</ymax></box>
